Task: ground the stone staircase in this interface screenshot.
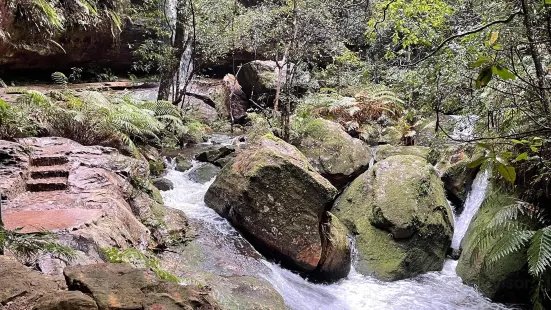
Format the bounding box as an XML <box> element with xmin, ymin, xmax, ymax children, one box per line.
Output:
<box><xmin>26</xmin><ymin>155</ymin><xmax>69</xmax><ymax>192</ymax></box>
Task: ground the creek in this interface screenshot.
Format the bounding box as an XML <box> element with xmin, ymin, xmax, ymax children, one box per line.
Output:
<box><xmin>161</xmin><ymin>159</ymin><xmax>510</xmax><ymax>310</ymax></box>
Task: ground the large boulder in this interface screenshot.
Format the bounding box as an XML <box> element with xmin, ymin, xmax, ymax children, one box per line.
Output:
<box><xmin>64</xmin><ymin>263</ymin><xmax>220</xmax><ymax>309</ymax></box>
<box><xmin>316</xmin><ymin>212</ymin><xmax>352</xmax><ymax>282</ymax></box>
<box><xmin>204</xmin><ymin>135</ymin><xmax>344</xmax><ymax>277</ymax></box>
<box><xmin>237</xmin><ymin>60</ymin><xmax>316</xmax><ymax>104</ymax></box>
<box><xmin>441</xmin><ymin>159</ymin><xmax>478</xmax><ymax>208</ymax></box>
<box><xmin>457</xmin><ymin>192</ymin><xmax>532</xmax><ymax>303</ymax></box>
<box><xmin>376</xmin><ymin>144</ymin><xmax>434</xmax><ymax>163</ymax></box>
<box><xmin>294</xmin><ymin>118</ymin><xmax>372</xmax><ymax>189</ymax></box>
<box><xmin>334</xmin><ymin>155</ymin><xmax>453</xmax><ymax>281</ymax></box>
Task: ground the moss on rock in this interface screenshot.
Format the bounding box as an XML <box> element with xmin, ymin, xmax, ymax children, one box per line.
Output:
<box><xmin>294</xmin><ymin>118</ymin><xmax>372</xmax><ymax>188</ymax></box>
<box><xmin>334</xmin><ymin>155</ymin><xmax>453</xmax><ymax>281</ymax></box>
<box><xmin>456</xmin><ymin>191</ymin><xmax>532</xmax><ymax>302</ymax></box>
<box><xmin>204</xmin><ymin>134</ymin><xmax>343</xmax><ymax>278</ymax></box>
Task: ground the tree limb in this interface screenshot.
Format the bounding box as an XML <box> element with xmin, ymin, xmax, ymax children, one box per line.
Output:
<box><xmin>404</xmin><ymin>11</ymin><xmax>522</xmax><ymax>67</ymax></box>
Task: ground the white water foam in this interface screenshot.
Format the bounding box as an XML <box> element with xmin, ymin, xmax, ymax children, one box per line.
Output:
<box><xmin>161</xmin><ymin>163</ymin><xmax>509</xmax><ymax>310</ymax></box>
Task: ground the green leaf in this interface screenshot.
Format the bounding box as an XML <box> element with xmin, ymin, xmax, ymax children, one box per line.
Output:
<box><xmin>477</xmin><ymin>142</ymin><xmax>492</xmax><ymax>150</ymax></box>
<box><xmin>467</xmin><ymin>157</ymin><xmax>487</xmax><ymax>168</ymax></box>
<box><xmin>527</xmin><ymin>226</ymin><xmax>551</xmax><ymax>276</ymax></box>
<box><xmin>531</xmin><ymin>146</ymin><xmax>539</xmax><ymax>152</ymax></box>
<box><xmin>489</xmin><ymin>31</ymin><xmax>499</xmax><ymax>46</ymax></box>
<box><xmin>516</xmin><ymin>152</ymin><xmax>529</xmax><ymax>161</ymax></box>
<box><xmin>511</xmin><ymin>139</ymin><xmax>524</xmax><ymax>144</ymax></box>
<box><xmin>497</xmin><ymin>163</ymin><xmax>516</xmax><ymax>184</ymax></box>
<box><xmin>491</xmin><ymin>44</ymin><xmax>503</xmax><ymax>51</ymax></box>
<box><xmin>469</xmin><ymin>56</ymin><xmax>491</xmax><ymax>68</ymax></box>
<box><xmin>476</xmin><ymin>66</ymin><xmax>493</xmax><ymax>88</ymax></box>
<box><xmin>492</xmin><ymin>65</ymin><xmax>516</xmax><ymax>80</ymax></box>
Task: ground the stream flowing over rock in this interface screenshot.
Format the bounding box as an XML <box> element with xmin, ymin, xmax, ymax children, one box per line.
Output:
<box><xmin>294</xmin><ymin>118</ymin><xmax>372</xmax><ymax>189</ymax></box>
<box><xmin>204</xmin><ymin>135</ymin><xmax>351</xmax><ymax>278</ymax></box>
<box><xmin>334</xmin><ymin>155</ymin><xmax>454</xmax><ymax>281</ymax></box>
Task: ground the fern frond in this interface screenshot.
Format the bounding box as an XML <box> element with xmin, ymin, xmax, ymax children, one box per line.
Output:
<box><xmin>485</xmin><ymin>230</ymin><xmax>535</xmax><ymax>269</ymax></box>
<box><xmin>527</xmin><ymin>226</ymin><xmax>551</xmax><ymax>276</ymax></box>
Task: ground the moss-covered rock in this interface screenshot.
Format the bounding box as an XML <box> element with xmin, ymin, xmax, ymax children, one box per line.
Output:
<box><xmin>456</xmin><ymin>192</ymin><xmax>532</xmax><ymax>303</ymax></box>
<box><xmin>360</xmin><ymin>124</ymin><xmax>402</xmax><ymax>146</ymax></box>
<box><xmin>237</xmin><ymin>60</ymin><xmax>316</xmax><ymax>105</ymax></box>
<box><xmin>175</xmin><ymin>156</ymin><xmax>193</xmax><ymax>172</ymax></box>
<box><xmin>334</xmin><ymin>155</ymin><xmax>453</xmax><ymax>281</ymax></box>
<box><xmin>294</xmin><ymin>118</ymin><xmax>372</xmax><ymax>188</ymax></box>
<box><xmin>204</xmin><ymin>135</ymin><xmax>342</xmax><ymax>277</ymax></box>
<box><xmin>376</xmin><ymin>144</ymin><xmax>433</xmax><ymax>162</ymax></box>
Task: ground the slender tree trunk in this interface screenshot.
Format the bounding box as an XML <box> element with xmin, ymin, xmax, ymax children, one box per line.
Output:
<box><xmin>281</xmin><ymin>0</ymin><xmax>298</xmax><ymax>141</ymax></box>
<box><xmin>520</xmin><ymin>0</ymin><xmax>549</xmax><ymax>114</ymax></box>
<box><xmin>158</xmin><ymin>0</ymin><xmax>188</xmax><ymax>102</ymax></box>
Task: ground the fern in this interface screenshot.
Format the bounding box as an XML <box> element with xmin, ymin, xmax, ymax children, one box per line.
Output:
<box><xmin>51</xmin><ymin>72</ymin><xmax>68</xmax><ymax>85</ymax></box>
<box><xmin>528</xmin><ymin>226</ymin><xmax>551</xmax><ymax>276</ymax></box>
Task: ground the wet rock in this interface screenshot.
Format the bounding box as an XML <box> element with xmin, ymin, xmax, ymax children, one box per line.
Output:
<box><xmin>152</xmin><ymin>177</ymin><xmax>174</xmax><ymax>191</ymax></box>
<box><xmin>457</xmin><ymin>192</ymin><xmax>532</xmax><ymax>303</ymax></box>
<box><xmin>34</xmin><ymin>291</ymin><xmax>98</xmax><ymax>310</ymax></box>
<box><xmin>64</xmin><ymin>263</ymin><xmax>220</xmax><ymax>310</ymax></box>
<box><xmin>294</xmin><ymin>118</ymin><xmax>372</xmax><ymax>189</ymax></box>
<box><xmin>441</xmin><ymin>159</ymin><xmax>478</xmax><ymax>208</ymax></box>
<box><xmin>196</xmin><ymin>145</ymin><xmax>236</xmax><ymax>166</ymax></box>
<box><xmin>175</xmin><ymin>156</ymin><xmax>193</xmax><ymax>172</ymax></box>
<box><xmin>189</xmin><ymin>163</ymin><xmax>221</xmax><ymax>183</ymax></box>
<box><xmin>315</xmin><ymin>212</ymin><xmax>352</xmax><ymax>282</ymax></box>
<box><xmin>334</xmin><ymin>155</ymin><xmax>453</xmax><ymax>281</ymax></box>
<box><xmin>204</xmin><ymin>135</ymin><xmax>339</xmax><ymax>274</ymax></box>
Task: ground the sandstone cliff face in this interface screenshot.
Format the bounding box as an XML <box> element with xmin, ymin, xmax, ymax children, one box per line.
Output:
<box><xmin>0</xmin><ymin>0</ymin><xmax>146</xmax><ymax>74</ymax></box>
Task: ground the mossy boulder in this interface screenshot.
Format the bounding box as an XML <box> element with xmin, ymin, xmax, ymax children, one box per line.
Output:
<box><xmin>189</xmin><ymin>163</ymin><xmax>221</xmax><ymax>184</ymax></box>
<box><xmin>204</xmin><ymin>135</ymin><xmax>343</xmax><ymax>277</ymax></box>
<box><xmin>457</xmin><ymin>192</ymin><xmax>532</xmax><ymax>303</ymax></box>
<box><xmin>295</xmin><ymin>118</ymin><xmax>372</xmax><ymax>188</ymax></box>
<box><xmin>360</xmin><ymin>124</ymin><xmax>402</xmax><ymax>146</ymax></box>
<box><xmin>237</xmin><ymin>60</ymin><xmax>316</xmax><ymax>105</ymax></box>
<box><xmin>175</xmin><ymin>156</ymin><xmax>193</xmax><ymax>172</ymax></box>
<box><xmin>376</xmin><ymin>144</ymin><xmax>434</xmax><ymax>163</ymax></box>
<box><xmin>334</xmin><ymin>155</ymin><xmax>453</xmax><ymax>281</ymax></box>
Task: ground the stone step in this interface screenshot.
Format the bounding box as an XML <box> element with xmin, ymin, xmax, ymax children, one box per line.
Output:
<box><xmin>26</xmin><ymin>177</ymin><xmax>68</xmax><ymax>192</ymax></box>
<box><xmin>30</xmin><ymin>155</ymin><xmax>69</xmax><ymax>167</ymax></box>
<box><xmin>30</xmin><ymin>165</ymin><xmax>69</xmax><ymax>179</ymax></box>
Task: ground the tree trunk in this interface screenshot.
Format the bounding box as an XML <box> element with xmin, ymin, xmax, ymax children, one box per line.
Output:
<box><xmin>281</xmin><ymin>0</ymin><xmax>298</xmax><ymax>141</ymax></box>
<box><xmin>520</xmin><ymin>0</ymin><xmax>549</xmax><ymax>114</ymax></box>
<box><xmin>157</xmin><ymin>0</ymin><xmax>188</xmax><ymax>102</ymax></box>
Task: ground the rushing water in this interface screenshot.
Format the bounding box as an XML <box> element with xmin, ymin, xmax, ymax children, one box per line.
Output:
<box><xmin>451</xmin><ymin>169</ymin><xmax>490</xmax><ymax>249</ymax></box>
<box><xmin>161</xmin><ymin>161</ymin><xmax>508</xmax><ymax>310</ymax></box>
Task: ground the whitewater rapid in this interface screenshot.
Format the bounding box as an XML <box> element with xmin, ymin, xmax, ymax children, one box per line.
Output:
<box><xmin>161</xmin><ymin>162</ymin><xmax>509</xmax><ymax>310</ymax></box>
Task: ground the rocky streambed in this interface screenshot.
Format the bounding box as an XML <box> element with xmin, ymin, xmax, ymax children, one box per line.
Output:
<box><xmin>0</xmin><ymin>122</ymin><xmax>524</xmax><ymax>309</ymax></box>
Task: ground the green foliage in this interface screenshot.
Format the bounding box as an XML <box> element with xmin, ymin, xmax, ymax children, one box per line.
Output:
<box><xmin>0</xmin><ymin>99</ymin><xmax>37</xmax><ymax>140</ymax></box>
<box><xmin>101</xmin><ymin>248</ymin><xmax>181</xmax><ymax>283</ymax></box>
<box><xmin>470</xmin><ymin>193</ymin><xmax>551</xmax><ymax>308</ymax></box>
<box><xmin>13</xmin><ymin>90</ymin><xmax>192</xmax><ymax>155</ymax></box>
<box><xmin>0</xmin><ymin>227</ymin><xmax>77</xmax><ymax>264</ymax></box>
<box><xmin>51</xmin><ymin>72</ymin><xmax>68</xmax><ymax>85</ymax></box>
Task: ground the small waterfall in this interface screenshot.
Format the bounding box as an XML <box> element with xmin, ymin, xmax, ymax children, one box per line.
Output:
<box><xmin>451</xmin><ymin>169</ymin><xmax>490</xmax><ymax>249</ymax></box>
<box><xmin>160</xmin><ymin>160</ymin><xmax>508</xmax><ymax>310</ymax></box>
<box><xmin>450</xmin><ymin>115</ymin><xmax>479</xmax><ymax>140</ymax></box>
